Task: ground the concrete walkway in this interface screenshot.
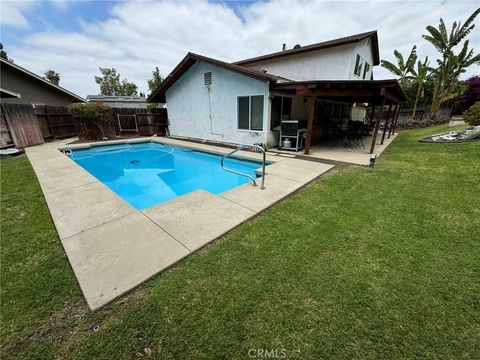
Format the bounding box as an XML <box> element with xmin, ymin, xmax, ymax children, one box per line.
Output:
<box><xmin>26</xmin><ymin>137</ymin><xmax>333</xmax><ymax>310</ymax></box>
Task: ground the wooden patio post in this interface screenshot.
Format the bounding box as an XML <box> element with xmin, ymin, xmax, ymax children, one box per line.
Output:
<box><xmin>380</xmin><ymin>102</ymin><xmax>393</xmax><ymax>145</ymax></box>
<box><xmin>388</xmin><ymin>104</ymin><xmax>400</xmax><ymax>138</ymax></box>
<box><xmin>391</xmin><ymin>104</ymin><xmax>402</xmax><ymax>136</ymax></box>
<box><xmin>369</xmin><ymin>96</ymin><xmax>386</xmax><ymax>154</ymax></box>
<box><xmin>304</xmin><ymin>96</ymin><xmax>316</xmax><ymax>155</ymax></box>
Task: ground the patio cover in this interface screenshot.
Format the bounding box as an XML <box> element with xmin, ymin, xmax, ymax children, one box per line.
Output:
<box><xmin>272</xmin><ymin>79</ymin><xmax>407</xmax><ymax>154</ymax></box>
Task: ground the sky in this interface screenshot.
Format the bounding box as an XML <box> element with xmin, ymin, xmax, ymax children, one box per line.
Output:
<box><xmin>1</xmin><ymin>0</ymin><xmax>479</xmax><ymax>98</ymax></box>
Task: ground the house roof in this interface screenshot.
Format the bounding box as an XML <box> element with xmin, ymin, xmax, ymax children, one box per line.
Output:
<box><xmin>233</xmin><ymin>31</ymin><xmax>380</xmax><ymax>66</ymax></box>
<box><xmin>148</xmin><ymin>52</ymin><xmax>281</xmax><ymax>103</ymax></box>
<box><xmin>0</xmin><ymin>58</ymin><xmax>85</xmax><ymax>102</ymax></box>
<box><xmin>86</xmin><ymin>95</ymin><xmax>147</xmax><ymax>103</ymax></box>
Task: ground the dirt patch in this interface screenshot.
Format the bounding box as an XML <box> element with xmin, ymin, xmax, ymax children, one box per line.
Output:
<box><xmin>4</xmin><ymin>299</ymin><xmax>88</xmax><ymax>359</ymax></box>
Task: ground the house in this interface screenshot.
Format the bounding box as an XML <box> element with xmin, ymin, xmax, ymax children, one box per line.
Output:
<box><xmin>86</xmin><ymin>95</ymin><xmax>148</xmax><ymax>109</ymax></box>
<box><xmin>148</xmin><ymin>31</ymin><xmax>406</xmax><ymax>155</ymax></box>
<box><xmin>0</xmin><ymin>58</ymin><xmax>84</xmax><ymax>106</ymax></box>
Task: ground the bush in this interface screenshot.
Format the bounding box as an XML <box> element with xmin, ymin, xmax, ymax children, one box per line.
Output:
<box><xmin>465</xmin><ymin>129</ymin><xmax>480</xmax><ymax>139</ymax></box>
<box><xmin>67</xmin><ymin>102</ymin><xmax>111</xmax><ymax>139</ymax></box>
<box><xmin>462</xmin><ymin>101</ymin><xmax>480</xmax><ymax>126</ymax></box>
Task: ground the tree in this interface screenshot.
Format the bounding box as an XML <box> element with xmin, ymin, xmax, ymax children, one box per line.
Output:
<box><xmin>94</xmin><ymin>67</ymin><xmax>138</xmax><ymax>96</ymax></box>
<box><xmin>0</xmin><ymin>43</ymin><xmax>13</xmax><ymax>62</ymax></box>
<box><xmin>381</xmin><ymin>45</ymin><xmax>417</xmax><ymax>87</ymax></box>
<box><xmin>410</xmin><ymin>57</ymin><xmax>430</xmax><ymax>119</ymax></box>
<box><xmin>44</xmin><ymin>69</ymin><xmax>60</xmax><ymax>85</ymax></box>
<box><xmin>423</xmin><ymin>8</ymin><xmax>480</xmax><ymax>117</ymax></box>
<box><xmin>147</xmin><ymin>67</ymin><xmax>163</xmax><ymax>94</ymax></box>
<box><xmin>67</xmin><ymin>102</ymin><xmax>111</xmax><ymax>139</ymax></box>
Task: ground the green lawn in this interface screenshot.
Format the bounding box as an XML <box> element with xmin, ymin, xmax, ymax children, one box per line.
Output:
<box><xmin>1</xmin><ymin>125</ymin><xmax>479</xmax><ymax>359</ymax></box>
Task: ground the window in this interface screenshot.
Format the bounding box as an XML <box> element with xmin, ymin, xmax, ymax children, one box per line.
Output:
<box><xmin>354</xmin><ymin>54</ymin><xmax>363</xmax><ymax>77</ymax></box>
<box><xmin>238</xmin><ymin>95</ymin><xmax>264</xmax><ymax>131</ymax></box>
<box><xmin>363</xmin><ymin>62</ymin><xmax>370</xmax><ymax>79</ymax></box>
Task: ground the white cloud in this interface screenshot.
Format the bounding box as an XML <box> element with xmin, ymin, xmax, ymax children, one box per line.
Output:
<box><xmin>5</xmin><ymin>0</ymin><xmax>480</xmax><ymax>98</ymax></box>
<box><xmin>0</xmin><ymin>0</ymin><xmax>37</xmax><ymax>28</ymax></box>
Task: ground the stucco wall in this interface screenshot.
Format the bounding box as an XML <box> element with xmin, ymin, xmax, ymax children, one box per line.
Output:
<box><xmin>166</xmin><ymin>62</ymin><xmax>270</xmax><ymax>146</ymax></box>
<box><xmin>242</xmin><ymin>40</ymin><xmax>374</xmax><ymax>81</ymax></box>
<box><xmin>351</xmin><ymin>38</ymin><xmax>374</xmax><ymax>80</ymax></box>
<box><xmin>0</xmin><ymin>65</ymin><xmax>81</xmax><ymax>106</ymax></box>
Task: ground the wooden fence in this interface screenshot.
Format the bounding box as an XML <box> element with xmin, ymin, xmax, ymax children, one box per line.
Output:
<box><xmin>76</xmin><ymin>108</ymin><xmax>168</xmax><ymax>140</ymax></box>
<box><xmin>35</xmin><ymin>105</ymin><xmax>77</xmax><ymax>141</ymax></box>
<box><xmin>396</xmin><ymin>104</ymin><xmax>453</xmax><ymax>128</ymax></box>
<box><xmin>0</xmin><ymin>104</ymin><xmax>44</xmax><ymax>148</ymax></box>
<box><xmin>0</xmin><ymin>103</ymin><xmax>169</xmax><ymax>148</ymax></box>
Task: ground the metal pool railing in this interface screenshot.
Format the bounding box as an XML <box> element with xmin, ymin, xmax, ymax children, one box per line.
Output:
<box><xmin>220</xmin><ymin>144</ymin><xmax>266</xmax><ymax>189</ymax></box>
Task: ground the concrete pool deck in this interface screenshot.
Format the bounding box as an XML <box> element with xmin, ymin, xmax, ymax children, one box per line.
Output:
<box><xmin>25</xmin><ymin>137</ymin><xmax>334</xmax><ymax>310</ymax></box>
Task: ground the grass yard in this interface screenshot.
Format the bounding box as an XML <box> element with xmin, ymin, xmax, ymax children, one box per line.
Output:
<box><xmin>1</xmin><ymin>124</ymin><xmax>479</xmax><ymax>359</ymax></box>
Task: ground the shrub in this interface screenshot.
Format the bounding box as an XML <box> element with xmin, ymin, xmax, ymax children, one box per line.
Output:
<box><xmin>462</xmin><ymin>101</ymin><xmax>480</xmax><ymax>126</ymax></box>
<box><xmin>465</xmin><ymin>129</ymin><xmax>480</xmax><ymax>139</ymax></box>
<box><xmin>67</xmin><ymin>102</ymin><xmax>111</xmax><ymax>139</ymax></box>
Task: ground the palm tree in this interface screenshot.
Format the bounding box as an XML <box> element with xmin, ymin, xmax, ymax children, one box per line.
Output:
<box><xmin>422</xmin><ymin>8</ymin><xmax>480</xmax><ymax>117</ymax></box>
<box><xmin>381</xmin><ymin>45</ymin><xmax>417</xmax><ymax>87</ymax></box>
<box><xmin>410</xmin><ymin>57</ymin><xmax>430</xmax><ymax>119</ymax></box>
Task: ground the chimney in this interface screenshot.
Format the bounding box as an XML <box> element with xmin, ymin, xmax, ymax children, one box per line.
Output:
<box><xmin>282</xmin><ymin>43</ymin><xmax>286</xmax><ymax>51</ymax></box>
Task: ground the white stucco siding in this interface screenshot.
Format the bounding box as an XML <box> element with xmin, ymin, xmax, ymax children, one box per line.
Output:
<box><xmin>352</xmin><ymin>38</ymin><xmax>374</xmax><ymax>80</ymax></box>
<box><xmin>166</xmin><ymin>62</ymin><xmax>270</xmax><ymax>146</ymax></box>
<box><xmin>243</xmin><ymin>40</ymin><xmax>375</xmax><ymax>81</ymax></box>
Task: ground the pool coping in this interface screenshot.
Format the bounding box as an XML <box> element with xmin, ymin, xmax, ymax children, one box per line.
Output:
<box><xmin>25</xmin><ymin>136</ymin><xmax>334</xmax><ymax>310</ymax></box>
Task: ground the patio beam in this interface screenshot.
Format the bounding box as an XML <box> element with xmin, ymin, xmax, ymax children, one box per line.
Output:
<box><xmin>304</xmin><ymin>96</ymin><xmax>316</xmax><ymax>155</ymax></box>
<box><xmin>296</xmin><ymin>88</ymin><xmax>377</xmax><ymax>97</ymax></box>
<box><xmin>369</xmin><ymin>95</ymin><xmax>386</xmax><ymax>154</ymax></box>
<box><xmin>380</xmin><ymin>102</ymin><xmax>393</xmax><ymax>145</ymax></box>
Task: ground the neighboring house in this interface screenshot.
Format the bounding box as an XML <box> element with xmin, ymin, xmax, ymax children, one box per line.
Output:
<box><xmin>86</xmin><ymin>95</ymin><xmax>148</xmax><ymax>109</ymax></box>
<box><xmin>0</xmin><ymin>58</ymin><xmax>84</xmax><ymax>106</ymax></box>
<box><xmin>148</xmin><ymin>31</ymin><xmax>405</xmax><ymax>154</ymax></box>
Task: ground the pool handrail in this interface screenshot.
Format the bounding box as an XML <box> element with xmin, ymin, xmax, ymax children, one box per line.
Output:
<box><xmin>221</xmin><ymin>144</ymin><xmax>266</xmax><ymax>189</ymax></box>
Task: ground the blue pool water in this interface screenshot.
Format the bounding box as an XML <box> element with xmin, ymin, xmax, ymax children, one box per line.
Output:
<box><xmin>69</xmin><ymin>142</ymin><xmax>263</xmax><ymax>210</ymax></box>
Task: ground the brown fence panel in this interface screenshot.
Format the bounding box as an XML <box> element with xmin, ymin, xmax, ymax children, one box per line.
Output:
<box><xmin>34</xmin><ymin>105</ymin><xmax>77</xmax><ymax>140</ymax></box>
<box><xmin>136</xmin><ymin>109</ymin><xmax>167</xmax><ymax>136</ymax></box>
<box><xmin>0</xmin><ymin>103</ymin><xmax>44</xmax><ymax>148</ymax></box>
<box><xmin>0</xmin><ymin>107</ymin><xmax>14</xmax><ymax>148</ymax></box>
<box><xmin>73</xmin><ymin>107</ymin><xmax>168</xmax><ymax>140</ymax></box>
<box><xmin>110</xmin><ymin>108</ymin><xmax>168</xmax><ymax>136</ymax></box>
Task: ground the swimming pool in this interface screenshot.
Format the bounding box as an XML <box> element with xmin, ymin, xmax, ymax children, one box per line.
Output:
<box><xmin>68</xmin><ymin>142</ymin><xmax>264</xmax><ymax>210</ymax></box>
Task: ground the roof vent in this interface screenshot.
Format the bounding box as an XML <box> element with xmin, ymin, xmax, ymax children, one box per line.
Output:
<box><xmin>204</xmin><ymin>72</ymin><xmax>212</xmax><ymax>86</ymax></box>
<box><xmin>293</xmin><ymin>44</ymin><xmax>301</xmax><ymax>49</ymax></box>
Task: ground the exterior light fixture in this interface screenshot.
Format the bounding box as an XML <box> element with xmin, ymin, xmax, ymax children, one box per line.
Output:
<box><xmin>369</xmin><ymin>153</ymin><xmax>377</xmax><ymax>167</ymax></box>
